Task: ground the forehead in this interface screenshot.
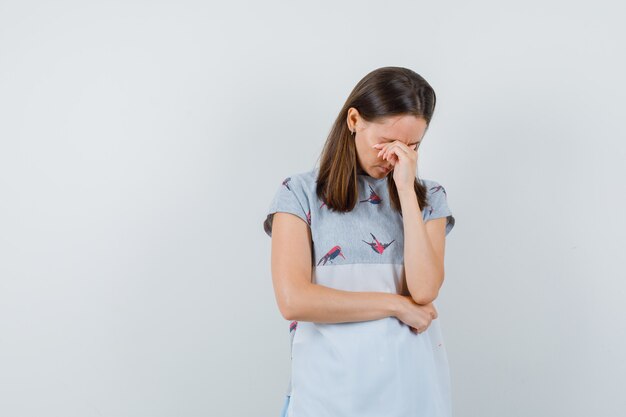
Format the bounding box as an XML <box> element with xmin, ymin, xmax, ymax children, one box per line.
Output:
<box><xmin>375</xmin><ymin>115</ymin><xmax>427</xmax><ymax>143</ymax></box>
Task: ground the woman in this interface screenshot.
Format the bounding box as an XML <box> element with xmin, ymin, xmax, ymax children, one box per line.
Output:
<box><xmin>263</xmin><ymin>66</ymin><xmax>456</xmax><ymax>417</ymax></box>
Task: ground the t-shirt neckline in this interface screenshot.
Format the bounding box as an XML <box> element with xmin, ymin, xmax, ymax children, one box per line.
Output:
<box><xmin>357</xmin><ymin>171</ymin><xmax>388</xmax><ymax>182</ymax></box>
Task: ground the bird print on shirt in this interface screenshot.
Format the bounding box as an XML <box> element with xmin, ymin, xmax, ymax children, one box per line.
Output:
<box><xmin>426</xmin><ymin>184</ymin><xmax>447</xmax><ymax>217</ymax></box>
<box><xmin>362</xmin><ymin>232</ymin><xmax>395</xmax><ymax>254</ymax></box>
<box><xmin>359</xmin><ymin>184</ymin><xmax>382</xmax><ymax>205</ymax></box>
<box><xmin>431</xmin><ymin>184</ymin><xmax>447</xmax><ymax>196</ymax></box>
<box><xmin>317</xmin><ymin>245</ymin><xmax>346</xmax><ymax>265</ymax></box>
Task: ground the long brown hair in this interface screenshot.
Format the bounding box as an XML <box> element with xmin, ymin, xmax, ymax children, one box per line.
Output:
<box><xmin>315</xmin><ymin>66</ymin><xmax>437</xmax><ymax>214</ymax></box>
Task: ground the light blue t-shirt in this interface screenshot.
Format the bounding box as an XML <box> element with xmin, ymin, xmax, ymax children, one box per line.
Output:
<box><xmin>264</xmin><ymin>166</ymin><xmax>456</xmax><ymax>417</ymax></box>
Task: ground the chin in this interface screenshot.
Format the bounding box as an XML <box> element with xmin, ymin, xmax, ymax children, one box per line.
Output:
<box><xmin>375</xmin><ymin>166</ymin><xmax>391</xmax><ymax>176</ymax></box>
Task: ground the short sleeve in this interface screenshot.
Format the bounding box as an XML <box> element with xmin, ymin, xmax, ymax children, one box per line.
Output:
<box><xmin>424</xmin><ymin>180</ymin><xmax>455</xmax><ymax>236</ymax></box>
<box><xmin>263</xmin><ymin>175</ymin><xmax>311</xmax><ymax>237</ymax></box>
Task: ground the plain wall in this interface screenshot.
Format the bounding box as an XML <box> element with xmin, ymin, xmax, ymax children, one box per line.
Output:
<box><xmin>1</xmin><ymin>1</ymin><xmax>625</xmax><ymax>416</ymax></box>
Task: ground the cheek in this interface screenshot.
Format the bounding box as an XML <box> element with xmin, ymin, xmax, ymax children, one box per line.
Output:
<box><xmin>369</xmin><ymin>148</ymin><xmax>378</xmax><ymax>163</ymax></box>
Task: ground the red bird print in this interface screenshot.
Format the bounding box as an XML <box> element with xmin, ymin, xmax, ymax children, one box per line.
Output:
<box><xmin>306</xmin><ymin>209</ymin><xmax>311</xmax><ymax>225</ymax></box>
<box><xmin>359</xmin><ymin>184</ymin><xmax>382</xmax><ymax>205</ymax></box>
<box><xmin>362</xmin><ymin>233</ymin><xmax>395</xmax><ymax>254</ymax></box>
<box><xmin>289</xmin><ymin>320</ymin><xmax>298</xmax><ymax>333</ymax></box>
<box><xmin>317</xmin><ymin>245</ymin><xmax>346</xmax><ymax>265</ymax></box>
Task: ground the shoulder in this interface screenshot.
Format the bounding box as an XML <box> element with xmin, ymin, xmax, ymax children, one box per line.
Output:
<box><xmin>280</xmin><ymin>166</ymin><xmax>318</xmax><ymax>195</ymax></box>
<box><xmin>289</xmin><ymin>166</ymin><xmax>318</xmax><ymax>185</ymax></box>
<box><xmin>263</xmin><ymin>167</ymin><xmax>318</xmax><ymax>237</ymax></box>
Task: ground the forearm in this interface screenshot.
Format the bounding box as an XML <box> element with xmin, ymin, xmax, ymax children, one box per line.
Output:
<box><xmin>398</xmin><ymin>188</ymin><xmax>442</xmax><ymax>304</ymax></box>
<box><xmin>285</xmin><ymin>282</ymin><xmax>402</xmax><ymax>323</ymax></box>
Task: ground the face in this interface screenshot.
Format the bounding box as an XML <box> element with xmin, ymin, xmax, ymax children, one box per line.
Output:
<box><xmin>347</xmin><ymin>109</ymin><xmax>428</xmax><ymax>179</ymax></box>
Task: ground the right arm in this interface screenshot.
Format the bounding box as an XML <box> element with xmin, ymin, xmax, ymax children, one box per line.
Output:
<box><xmin>271</xmin><ymin>212</ymin><xmax>404</xmax><ymax>323</ymax></box>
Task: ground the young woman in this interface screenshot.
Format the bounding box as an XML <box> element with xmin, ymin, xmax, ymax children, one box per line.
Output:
<box><xmin>263</xmin><ymin>66</ymin><xmax>456</xmax><ymax>417</ymax></box>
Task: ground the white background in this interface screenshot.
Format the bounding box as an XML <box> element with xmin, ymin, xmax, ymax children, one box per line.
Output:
<box><xmin>1</xmin><ymin>1</ymin><xmax>625</xmax><ymax>416</ymax></box>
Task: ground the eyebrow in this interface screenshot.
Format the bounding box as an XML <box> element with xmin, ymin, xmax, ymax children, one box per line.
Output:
<box><xmin>382</xmin><ymin>136</ymin><xmax>421</xmax><ymax>145</ymax></box>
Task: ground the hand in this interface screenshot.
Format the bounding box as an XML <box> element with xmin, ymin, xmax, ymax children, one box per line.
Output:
<box><xmin>372</xmin><ymin>141</ymin><xmax>418</xmax><ymax>192</ymax></box>
<box><xmin>394</xmin><ymin>295</ymin><xmax>438</xmax><ymax>335</ymax></box>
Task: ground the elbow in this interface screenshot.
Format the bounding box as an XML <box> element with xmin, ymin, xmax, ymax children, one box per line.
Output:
<box><xmin>278</xmin><ymin>296</ymin><xmax>297</xmax><ymax>321</ymax></box>
<box><xmin>411</xmin><ymin>293</ymin><xmax>437</xmax><ymax>305</ymax></box>
<box><xmin>413</xmin><ymin>270</ymin><xmax>445</xmax><ymax>304</ymax></box>
<box><xmin>411</xmin><ymin>288</ymin><xmax>439</xmax><ymax>305</ymax></box>
<box><xmin>278</xmin><ymin>303</ymin><xmax>294</xmax><ymax>321</ymax></box>
<box><xmin>407</xmin><ymin>266</ymin><xmax>444</xmax><ymax>305</ymax></box>
<box><xmin>278</xmin><ymin>285</ymin><xmax>306</xmax><ymax>321</ymax></box>
<box><xmin>281</xmin><ymin>303</ymin><xmax>301</xmax><ymax>321</ymax></box>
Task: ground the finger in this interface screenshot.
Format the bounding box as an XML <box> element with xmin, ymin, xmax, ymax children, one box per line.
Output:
<box><xmin>384</xmin><ymin>144</ymin><xmax>411</xmax><ymax>163</ymax></box>
<box><xmin>383</xmin><ymin>148</ymin><xmax>399</xmax><ymax>165</ymax></box>
<box><xmin>388</xmin><ymin>141</ymin><xmax>416</xmax><ymax>153</ymax></box>
<box><xmin>377</xmin><ymin>142</ymin><xmax>393</xmax><ymax>156</ymax></box>
<box><xmin>375</xmin><ymin>142</ymin><xmax>392</xmax><ymax>158</ymax></box>
<box><xmin>382</xmin><ymin>144</ymin><xmax>395</xmax><ymax>160</ymax></box>
<box><xmin>376</xmin><ymin>140</ymin><xmax>407</xmax><ymax>159</ymax></box>
<box><xmin>386</xmin><ymin>148</ymin><xmax>400</xmax><ymax>166</ymax></box>
<box><xmin>379</xmin><ymin>142</ymin><xmax>415</xmax><ymax>165</ymax></box>
<box><xmin>383</xmin><ymin>144</ymin><xmax>399</xmax><ymax>161</ymax></box>
<box><xmin>382</xmin><ymin>145</ymin><xmax>392</xmax><ymax>160</ymax></box>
